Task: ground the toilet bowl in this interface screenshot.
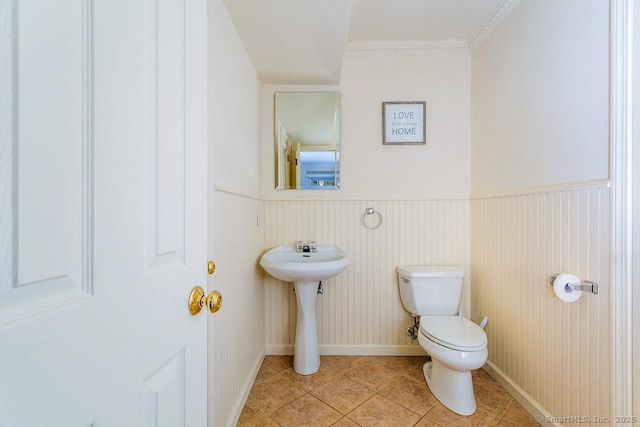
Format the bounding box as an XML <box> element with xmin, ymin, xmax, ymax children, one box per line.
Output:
<box><xmin>418</xmin><ymin>315</ymin><xmax>487</xmax><ymax>415</ymax></box>
<box><xmin>396</xmin><ymin>266</ymin><xmax>488</xmax><ymax>416</ymax></box>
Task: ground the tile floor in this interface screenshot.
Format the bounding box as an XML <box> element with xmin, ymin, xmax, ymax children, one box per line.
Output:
<box><xmin>238</xmin><ymin>355</ymin><xmax>539</xmax><ymax>426</ymax></box>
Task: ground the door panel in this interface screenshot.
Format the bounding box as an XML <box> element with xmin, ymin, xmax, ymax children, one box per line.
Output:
<box><xmin>0</xmin><ymin>0</ymin><xmax>92</xmax><ymax>325</ymax></box>
<box><xmin>143</xmin><ymin>0</ymin><xmax>187</xmax><ymax>276</ymax></box>
<box><xmin>143</xmin><ymin>350</ymin><xmax>186</xmax><ymax>427</ymax></box>
<box><xmin>0</xmin><ymin>0</ymin><xmax>207</xmax><ymax>425</ymax></box>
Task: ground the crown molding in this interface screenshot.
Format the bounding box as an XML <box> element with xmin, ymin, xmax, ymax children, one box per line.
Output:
<box><xmin>467</xmin><ymin>0</ymin><xmax>521</xmax><ymax>50</ymax></box>
<box><xmin>344</xmin><ymin>40</ymin><xmax>469</xmax><ymax>57</ymax></box>
<box><xmin>344</xmin><ymin>0</ymin><xmax>522</xmax><ymax>56</ymax></box>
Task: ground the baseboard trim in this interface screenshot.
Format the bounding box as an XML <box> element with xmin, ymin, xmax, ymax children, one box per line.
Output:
<box><xmin>226</xmin><ymin>347</ymin><xmax>266</xmax><ymax>427</ymax></box>
<box><xmin>483</xmin><ymin>360</ymin><xmax>558</xmax><ymax>426</ymax></box>
<box><xmin>265</xmin><ymin>344</ymin><xmax>427</xmax><ymax>356</ymax></box>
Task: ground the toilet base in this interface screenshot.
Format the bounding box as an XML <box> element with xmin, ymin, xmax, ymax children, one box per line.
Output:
<box><xmin>423</xmin><ymin>359</ymin><xmax>477</xmax><ymax>416</ymax></box>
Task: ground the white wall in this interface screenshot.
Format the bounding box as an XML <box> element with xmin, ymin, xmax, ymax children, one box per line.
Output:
<box><xmin>261</xmin><ymin>49</ymin><xmax>471</xmax><ymax>199</ymax></box>
<box><xmin>207</xmin><ymin>1</ymin><xmax>265</xmax><ymax>426</ymax></box>
<box><xmin>471</xmin><ymin>0</ymin><xmax>609</xmax><ymax>195</ymax></box>
<box><xmin>261</xmin><ymin>49</ymin><xmax>473</xmax><ymax>353</ymax></box>
<box><xmin>263</xmin><ymin>198</ymin><xmax>469</xmax><ymax>354</ymax></box>
<box><xmin>471</xmin><ymin>187</ymin><xmax>610</xmax><ymax>420</ymax></box>
<box><xmin>209</xmin><ymin>0</ymin><xmax>262</xmax><ymax>194</ymax></box>
<box><xmin>470</xmin><ymin>0</ymin><xmax>611</xmax><ymax>421</ymax></box>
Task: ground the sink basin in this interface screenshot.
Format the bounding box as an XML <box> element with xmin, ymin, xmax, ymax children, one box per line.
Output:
<box><xmin>260</xmin><ymin>244</ymin><xmax>349</xmax><ymax>375</ymax></box>
<box><xmin>259</xmin><ymin>244</ymin><xmax>349</xmax><ymax>282</ymax></box>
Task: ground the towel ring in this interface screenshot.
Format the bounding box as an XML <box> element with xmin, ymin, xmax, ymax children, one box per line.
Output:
<box><xmin>362</xmin><ymin>207</ymin><xmax>383</xmax><ymax>230</ymax></box>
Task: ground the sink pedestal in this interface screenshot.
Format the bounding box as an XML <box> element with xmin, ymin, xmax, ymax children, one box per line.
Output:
<box><xmin>293</xmin><ymin>281</ymin><xmax>321</xmax><ymax>375</ymax></box>
<box><xmin>259</xmin><ymin>244</ymin><xmax>349</xmax><ymax>375</ymax></box>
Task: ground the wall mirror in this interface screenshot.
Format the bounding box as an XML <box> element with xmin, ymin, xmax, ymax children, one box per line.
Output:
<box><xmin>274</xmin><ymin>92</ymin><xmax>340</xmax><ymax>190</ymax></box>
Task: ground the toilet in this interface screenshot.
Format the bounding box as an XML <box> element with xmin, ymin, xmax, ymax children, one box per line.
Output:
<box><xmin>397</xmin><ymin>266</ymin><xmax>488</xmax><ymax>416</ymax></box>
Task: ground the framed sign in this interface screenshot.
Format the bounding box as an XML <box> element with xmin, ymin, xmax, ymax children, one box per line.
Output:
<box><xmin>382</xmin><ymin>101</ymin><xmax>426</xmax><ymax>145</ymax></box>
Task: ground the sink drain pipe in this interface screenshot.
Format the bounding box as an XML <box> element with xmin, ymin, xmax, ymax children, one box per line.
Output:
<box><xmin>292</xmin><ymin>281</ymin><xmax>323</xmax><ymax>295</ymax></box>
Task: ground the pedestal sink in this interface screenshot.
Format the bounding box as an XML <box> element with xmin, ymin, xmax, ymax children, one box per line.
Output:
<box><xmin>260</xmin><ymin>244</ymin><xmax>349</xmax><ymax>375</ymax></box>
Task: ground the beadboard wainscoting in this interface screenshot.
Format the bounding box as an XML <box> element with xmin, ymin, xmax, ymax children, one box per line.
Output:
<box><xmin>209</xmin><ymin>189</ymin><xmax>266</xmax><ymax>426</ymax></box>
<box><xmin>263</xmin><ymin>198</ymin><xmax>470</xmax><ymax>355</ymax></box>
<box><xmin>470</xmin><ymin>184</ymin><xmax>611</xmax><ymax>421</ymax></box>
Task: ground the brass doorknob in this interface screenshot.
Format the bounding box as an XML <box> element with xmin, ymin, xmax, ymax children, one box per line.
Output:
<box><xmin>188</xmin><ymin>286</ymin><xmax>222</xmax><ymax>315</ymax></box>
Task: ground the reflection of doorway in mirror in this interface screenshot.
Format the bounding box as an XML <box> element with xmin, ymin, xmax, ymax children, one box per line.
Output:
<box><xmin>274</xmin><ymin>92</ymin><xmax>340</xmax><ymax>190</ymax></box>
<box><xmin>299</xmin><ymin>150</ymin><xmax>339</xmax><ymax>189</ymax></box>
<box><xmin>276</xmin><ymin>126</ymin><xmax>339</xmax><ymax>189</ymax></box>
<box><xmin>275</xmin><ymin>121</ymin><xmax>289</xmax><ymax>188</ymax></box>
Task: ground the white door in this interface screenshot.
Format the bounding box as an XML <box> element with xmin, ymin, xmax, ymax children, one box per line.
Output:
<box><xmin>294</xmin><ymin>143</ymin><xmax>301</xmax><ymax>189</ymax></box>
<box><xmin>0</xmin><ymin>0</ymin><xmax>208</xmax><ymax>425</ymax></box>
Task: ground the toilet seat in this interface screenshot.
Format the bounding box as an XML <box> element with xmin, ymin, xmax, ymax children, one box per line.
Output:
<box><xmin>420</xmin><ymin>316</ymin><xmax>486</xmax><ymax>351</ymax></box>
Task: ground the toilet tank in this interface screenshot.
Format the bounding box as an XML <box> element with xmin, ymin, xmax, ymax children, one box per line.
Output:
<box><xmin>396</xmin><ymin>266</ymin><xmax>465</xmax><ymax>316</ymax></box>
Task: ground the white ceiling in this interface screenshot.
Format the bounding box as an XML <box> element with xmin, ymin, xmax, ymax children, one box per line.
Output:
<box><xmin>223</xmin><ymin>0</ymin><xmax>512</xmax><ymax>84</ymax></box>
<box><xmin>348</xmin><ymin>0</ymin><xmax>497</xmax><ymax>43</ymax></box>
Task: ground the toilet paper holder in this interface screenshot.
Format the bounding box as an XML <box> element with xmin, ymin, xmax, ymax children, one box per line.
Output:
<box><xmin>550</xmin><ymin>274</ymin><xmax>599</xmax><ymax>294</ymax></box>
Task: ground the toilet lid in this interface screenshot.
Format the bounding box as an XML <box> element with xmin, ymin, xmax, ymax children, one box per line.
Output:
<box><xmin>420</xmin><ymin>316</ymin><xmax>487</xmax><ymax>351</ymax></box>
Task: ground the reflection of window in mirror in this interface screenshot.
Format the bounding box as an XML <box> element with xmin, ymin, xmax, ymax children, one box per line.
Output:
<box><xmin>274</xmin><ymin>92</ymin><xmax>340</xmax><ymax>190</ymax></box>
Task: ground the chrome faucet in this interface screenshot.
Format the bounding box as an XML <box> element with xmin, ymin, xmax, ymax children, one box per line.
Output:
<box><xmin>296</xmin><ymin>240</ymin><xmax>317</xmax><ymax>252</ymax></box>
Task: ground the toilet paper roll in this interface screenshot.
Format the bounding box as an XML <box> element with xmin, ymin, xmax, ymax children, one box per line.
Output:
<box><xmin>552</xmin><ymin>273</ymin><xmax>582</xmax><ymax>303</ymax></box>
